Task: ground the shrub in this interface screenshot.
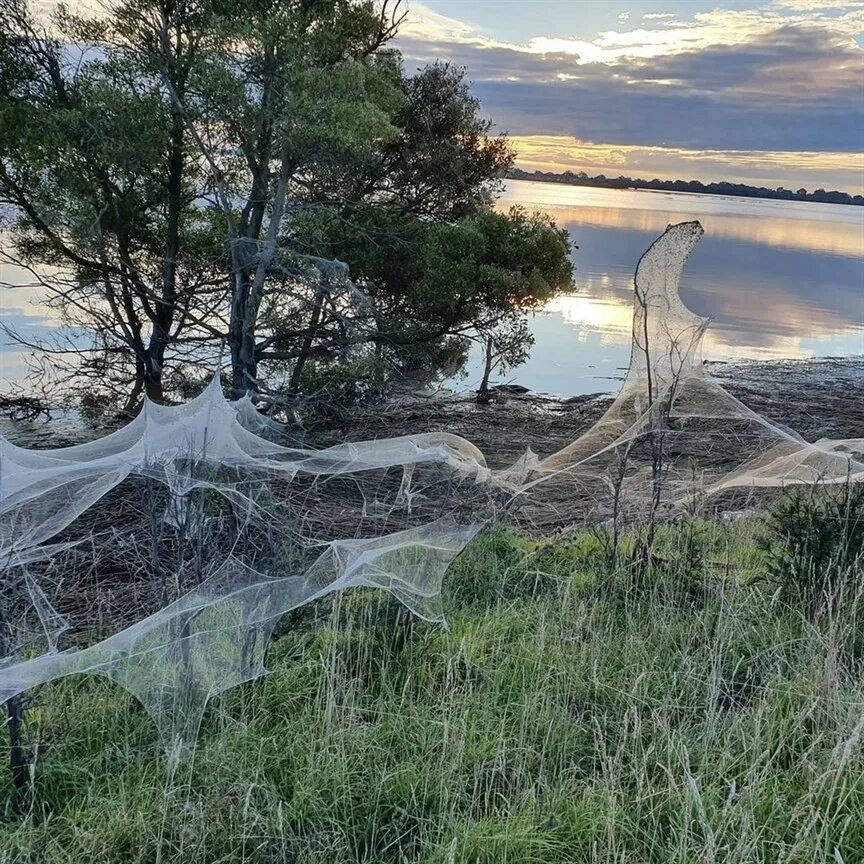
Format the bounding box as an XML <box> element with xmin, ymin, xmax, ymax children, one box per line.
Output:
<box><xmin>759</xmin><ymin>481</ymin><xmax>864</xmax><ymax>610</ymax></box>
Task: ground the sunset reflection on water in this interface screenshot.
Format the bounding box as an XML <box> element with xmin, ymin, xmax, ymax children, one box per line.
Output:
<box><xmin>2</xmin><ymin>180</ymin><xmax>863</xmax><ymax>397</ymax></box>
<box><xmin>454</xmin><ymin>180</ymin><xmax>864</xmax><ymax>395</ymax></box>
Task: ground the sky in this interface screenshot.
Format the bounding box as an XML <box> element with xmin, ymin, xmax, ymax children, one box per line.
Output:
<box><xmin>396</xmin><ymin>0</ymin><xmax>864</xmax><ymax>192</ymax></box>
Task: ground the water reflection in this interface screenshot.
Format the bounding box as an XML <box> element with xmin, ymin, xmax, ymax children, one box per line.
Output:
<box><xmin>453</xmin><ymin>181</ymin><xmax>863</xmax><ymax>395</ymax></box>
<box><xmin>2</xmin><ymin>181</ymin><xmax>863</xmax><ymax>396</ymax></box>
<box><xmin>499</xmin><ymin>182</ymin><xmax>864</xmax><ymax>258</ymax></box>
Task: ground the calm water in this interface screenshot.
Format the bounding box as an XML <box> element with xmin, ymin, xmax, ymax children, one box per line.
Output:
<box><xmin>456</xmin><ymin>180</ymin><xmax>864</xmax><ymax>395</ymax></box>
<box><xmin>1</xmin><ymin>181</ymin><xmax>863</xmax><ymax>396</ymax></box>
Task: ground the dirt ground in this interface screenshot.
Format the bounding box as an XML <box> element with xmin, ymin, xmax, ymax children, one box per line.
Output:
<box><xmin>306</xmin><ymin>357</ymin><xmax>864</xmax><ymax>470</ymax></box>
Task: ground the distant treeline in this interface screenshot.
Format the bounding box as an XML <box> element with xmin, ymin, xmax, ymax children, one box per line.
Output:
<box><xmin>508</xmin><ymin>168</ymin><xmax>864</xmax><ymax>206</ymax></box>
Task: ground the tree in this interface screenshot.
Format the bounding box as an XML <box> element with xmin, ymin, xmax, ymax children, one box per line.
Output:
<box><xmin>1</xmin><ymin>0</ymin><xmax>573</xmax><ymax>409</ymax></box>
<box><xmin>168</xmin><ymin>0</ymin><xmax>412</xmax><ymax>397</ymax></box>
<box><xmin>185</xmin><ymin>45</ymin><xmax>538</xmax><ymax>399</ymax></box>
<box><xmin>278</xmin><ymin>61</ymin><xmax>572</xmax><ymax>396</ymax></box>
<box><xmin>475</xmin><ymin>317</ymin><xmax>533</xmax><ymax>404</ymax></box>
<box><xmin>288</xmin><ymin>204</ymin><xmax>572</xmax><ymax>397</ymax></box>
<box><xmin>0</xmin><ymin>0</ymin><xmax>220</xmax><ymax>409</ymax></box>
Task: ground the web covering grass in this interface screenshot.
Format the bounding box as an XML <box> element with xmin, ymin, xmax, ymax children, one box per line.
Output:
<box><xmin>1</xmin><ymin>222</ymin><xmax>862</xmax><ymax>848</ymax></box>
<box><xmin>2</xmin><ymin>523</ymin><xmax>863</xmax><ymax>863</ymax></box>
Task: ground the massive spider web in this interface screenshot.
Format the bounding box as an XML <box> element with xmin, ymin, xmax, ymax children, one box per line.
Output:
<box><xmin>508</xmin><ymin>222</ymin><xmax>863</xmax><ymax>526</ymax></box>
<box><xmin>1</xmin><ymin>221</ymin><xmax>861</xmax><ymax>758</ymax></box>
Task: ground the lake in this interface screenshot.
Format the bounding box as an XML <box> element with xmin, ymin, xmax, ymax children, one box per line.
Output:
<box><xmin>457</xmin><ymin>180</ymin><xmax>864</xmax><ymax>395</ymax></box>
<box><xmin>1</xmin><ymin>180</ymin><xmax>863</xmax><ymax>397</ymax></box>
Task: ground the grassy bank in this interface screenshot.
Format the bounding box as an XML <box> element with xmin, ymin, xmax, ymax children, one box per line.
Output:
<box><xmin>1</xmin><ymin>519</ymin><xmax>863</xmax><ymax>863</ymax></box>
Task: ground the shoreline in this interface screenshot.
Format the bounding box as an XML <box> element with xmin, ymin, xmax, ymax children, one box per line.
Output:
<box><xmin>1</xmin><ymin>356</ymin><xmax>862</xmax><ymax>460</ymax></box>
<box><xmin>506</xmin><ymin>172</ymin><xmax>864</xmax><ymax>208</ymax></box>
<box><xmin>303</xmin><ymin>356</ymin><xmax>864</xmax><ymax>470</ymax></box>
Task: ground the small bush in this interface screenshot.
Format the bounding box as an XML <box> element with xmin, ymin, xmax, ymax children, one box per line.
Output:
<box><xmin>759</xmin><ymin>481</ymin><xmax>864</xmax><ymax>610</ymax></box>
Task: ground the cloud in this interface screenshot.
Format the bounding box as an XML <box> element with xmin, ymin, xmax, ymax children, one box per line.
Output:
<box><xmin>472</xmin><ymin>78</ymin><xmax>863</xmax><ymax>153</ymax></box>
<box><xmin>773</xmin><ymin>0</ymin><xmax>864</xmax><ymax>10</ymax></box>
<box><xmin>643</xmin><ymin>13</ymin><xmax>675</xmax><ymax>20</ymax></box>
<box><xmin>625</xmin><ymin>25</ymin><xmax>864</xmax><ymax>100</ymax></box>
<box><xmin>396</xmin><ymin>3</ymin><xmax>864</xmax><ymax>167</ymax></box>
<box><xmin>507</xmin><ymin>136</ymin><xmax>864</xmax><ymax>194</ymax></box>
<box><xmin>405</xmin><ymin>4</ymin><xmax>864</xmax><ymax>64</ymax></box>
<box><xmin>399</xmin><ymin>3</ymin><xmax>504</xmax><ymax>47</ymax></box>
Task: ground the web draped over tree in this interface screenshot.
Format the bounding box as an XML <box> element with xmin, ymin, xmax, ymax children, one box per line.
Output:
<box><xmin>1</xmin><ymin>220</ymin><xmax>861</xmax><ymax>759</ymax></box>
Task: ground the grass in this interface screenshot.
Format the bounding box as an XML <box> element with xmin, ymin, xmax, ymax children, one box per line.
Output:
<box><xmin>1</xmin><ymin>519</ymin><xmax>863</xmax><ymax>863</ymax></box>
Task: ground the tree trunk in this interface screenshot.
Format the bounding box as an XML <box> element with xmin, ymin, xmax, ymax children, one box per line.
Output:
<box><xmin>122</xmin><ymin>362</ymin><xmax>146</xmax><ymax>416</ymax></box>
<box><xmin>235</xmin><ymin>337</ymin><xmax>258</xmax><ymax>399</ymax></box>
<box><xmin>143</xmin><ymin>370</ymin><xmax>164</xmax><ymax>403</ymax></box>
<box><xmin>142</xmin><ymin>99</ymin><xmax>183</xmax><ymax>408</ymax></box>
<box><xmin>288</xmin><ymin>288</ymin><xmax>325</xmax><ymax>393</ymax></box>
<box><xmin>230</xmin><ymin>151</ymin><xmax>293</xmax><ymax>399</ymax></box>
<box><xmin>230</xmin><ymin>267</ymin><xmax>258</xmax><ymax>398</ymax></box>
<box><xmin>476</xmin><ymin>335</ymin><xmax>494</xmax><ymax>404</ymax></box>
<box><xmin>127</xmin><ymin>347</ymin><xmax>165</xmax><ymax>405</ymax></box>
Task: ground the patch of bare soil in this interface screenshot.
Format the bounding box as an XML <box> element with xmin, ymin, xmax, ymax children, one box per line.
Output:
<box><xmin>299</xmin><ymin>357</ymin><xmax>863</xmax><ymax>532</ymax></box>
<box><xmin>307</xmin><ymin>357</ymin><xmax>864</xmax><ymax>468</ymax></box>
<box><xmin>707</xmin><ymin>357</ymin><xmax>864</xmax><ymax>442</ymax></box>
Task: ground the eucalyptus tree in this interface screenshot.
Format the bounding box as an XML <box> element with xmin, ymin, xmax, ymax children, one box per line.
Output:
<box><xmin>0</xmin><ymin>0</ymin><xmax>219</xmax><ymax>409</ymax></box>
<box><xmin>1</xmin><ymin>0</ymin><xmax>574</xmax><ymax>409</ymax></box>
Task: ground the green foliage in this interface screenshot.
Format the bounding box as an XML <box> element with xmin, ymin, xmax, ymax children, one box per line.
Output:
<box><xmin>294</xmin><ymin>204</ymin><xmax>573</xmax><ymax>380</ymax></box>
<box><xmin>1</xmin><ymin>2</ymin><xmax>572</xmax><ymax>406</ymax></box>
<box><xmin>3</xmin><ymin>520</ymin><xmax>862</xmax><ymax>863</ymax></box>
<box><xmin>0</xmin><ymin>0</ymin><xmax>220</xmax><ymax>403</ymax></box>
<box><xmin>759</xmin><ymin>482</ymin><xmax>864</xmax><ymax>610</ymax></box>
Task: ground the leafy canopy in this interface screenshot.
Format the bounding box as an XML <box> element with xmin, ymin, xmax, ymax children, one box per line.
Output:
<box><xmin>0</xmin><ymin>0</ymin><xmax>573</xmax><ymax>407</ymax></box>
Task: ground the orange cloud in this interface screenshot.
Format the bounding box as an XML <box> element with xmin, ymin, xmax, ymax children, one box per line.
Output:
<box><xmin>508</xmin><ymin>136</ymin><xmax>864</xmax><ymax>195</ymax></box>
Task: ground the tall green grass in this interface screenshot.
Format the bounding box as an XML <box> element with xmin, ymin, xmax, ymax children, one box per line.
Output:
<box><xmin>2</xmin><ymin>519</ymin><xmax>862</xmax><ymax>863</ymax></box>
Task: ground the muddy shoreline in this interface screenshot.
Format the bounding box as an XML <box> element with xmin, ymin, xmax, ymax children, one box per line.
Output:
<box><xmin>1</xmin><ymin>357</ymin><xmax>862</xmax><ymax>464</ymax></box>
<box><xmin>305</xmin><ymin>357</ymin><xmax>864</xmax><ymax>470</ymax></box>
